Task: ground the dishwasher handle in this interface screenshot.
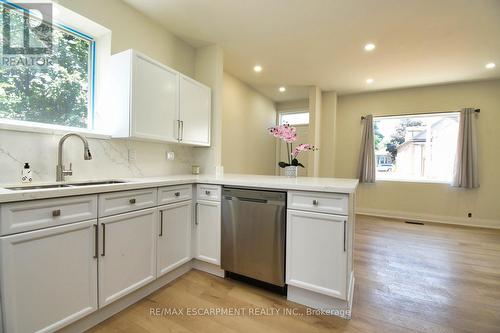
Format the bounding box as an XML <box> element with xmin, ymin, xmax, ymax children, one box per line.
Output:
<box><xmin>237</xmin><ymin>197</ymin><xmax>268</xmax><ymax>204</ymax></box>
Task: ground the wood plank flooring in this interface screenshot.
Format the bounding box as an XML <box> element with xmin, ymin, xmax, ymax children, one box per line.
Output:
<box><xmin>87</xmin><ymin>216</ymin><xmax>500</xmax><ymax>333</ymax></box>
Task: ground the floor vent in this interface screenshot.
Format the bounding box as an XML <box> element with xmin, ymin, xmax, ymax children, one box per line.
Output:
<box><xmin>405</xmin><ymin>221</ymin><xmax>424</xmax><ymax>225</ymax></box>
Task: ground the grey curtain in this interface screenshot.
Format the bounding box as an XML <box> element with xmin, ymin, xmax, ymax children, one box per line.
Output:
<box><xmin>358</xmin><ymin>114</ymin><xmax>376</xmax><ymax>183</ymax></box>
<box><xmin>452</xmin><ymin>108</ymin><xmax>479</xmax><ymax>188</ymax></box>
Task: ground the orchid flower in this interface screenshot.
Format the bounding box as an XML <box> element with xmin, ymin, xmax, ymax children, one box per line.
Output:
<box><xmin>268</xmin><ymin>123</ymin><xmax>317</xmax><ymax>168</ymax></box>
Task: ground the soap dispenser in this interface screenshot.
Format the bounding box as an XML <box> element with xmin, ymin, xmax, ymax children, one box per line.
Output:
<box><xmin>21</xmin><ymin>162</ymin><xmax>32</xmax><ymax>183</ymax></box>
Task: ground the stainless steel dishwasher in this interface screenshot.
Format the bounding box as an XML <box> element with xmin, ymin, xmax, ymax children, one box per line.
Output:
<box><xmin>221</xmin><ymin>187</ymin><xmax>286</xmax><ymax>288</ymax></box>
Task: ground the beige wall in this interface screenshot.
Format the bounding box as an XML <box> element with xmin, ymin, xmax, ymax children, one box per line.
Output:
<box><xmin>276</xmin><ymin>99</ymin><xmax>309</xmax><ymax>112</ymax></box>
<box><xmin>222</xmin><ymin>73</ymin><xmax>277</xmax><ymax>175</ymax></box>
<box><xmin>307</xmin><ymin>86</ymin><xmax>322</xmax><ymax>176</ymax></box>
<box><xmin>333</xmin><ymin>79</ymin><xmax>500</xmax><ymax>227</ymax></box>
<box><xmin>319</xmin><ymin>91</ymin><xmax>337</xmax><ymax>177</ymax></box>
<box><xmin>58</xmin><ymin>0</ymin><xmax>195</xmax><ymax>76</ymax></box>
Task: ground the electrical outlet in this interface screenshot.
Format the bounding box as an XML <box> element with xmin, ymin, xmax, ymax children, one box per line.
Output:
<box><xmin>166</xmin><ymin>151</ymin><xmax>175</xmax><ymax>161</ymax></box>
<box><xmin>128</xmin><ymin>149</ymin><xmax>136</xmax><ymax>162</ymax></box>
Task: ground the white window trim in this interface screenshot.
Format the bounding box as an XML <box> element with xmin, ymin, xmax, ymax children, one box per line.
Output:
<box><xmin>0</xmin><ymin>119</ymin><xmax>111</xmax><ymax>139</ymax></box>
<box><xmin>0</xmin><ymin>1</ymin><xmax>112</xmax><ymax>138</ymax></box>
<box><xmin>278</xmin><ymin>110</ymin><xmax>310</xmax><ymax>125</ymax></box>
<box><xmin>375</xmin><ymin>175</ymin><xmax>452</xmax><ymax>185</ymax></box>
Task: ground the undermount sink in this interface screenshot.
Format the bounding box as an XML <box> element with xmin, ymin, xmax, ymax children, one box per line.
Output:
<box><xmin>68</xmin><ymin>180</ymin><xmax>128</xmax><ymax>186</ymax></box>
<box><xmin>4</xmin><ymin>180</ymin><xmax>128</xmax><ymax>191</ymax></box>
<box><xmin>5</xmin><ymin>184</ymin><xmax>72</xmax><ymax>191</ymax></box>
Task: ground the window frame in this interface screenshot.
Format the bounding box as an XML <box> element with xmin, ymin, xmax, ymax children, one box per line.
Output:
<box><xmin>373</xmin><ymin>112</ymin><xmax>460</xmax><ymax>184</ymax></box>
<box><xmin>0</xmin><ymin>0</ymin><xmax>99</xmax><ymax>135</ymax></box>
<box><xmin>278</xmin><ymin>110</ymin><xmax>310</xmax><ymax>126</ymax></box>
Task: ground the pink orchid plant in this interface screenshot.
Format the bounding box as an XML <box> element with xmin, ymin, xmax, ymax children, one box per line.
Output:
<box><xmin>268</xmin><ymin>124</ymin><xmax>318</xmax><ymax>168</ymax></box>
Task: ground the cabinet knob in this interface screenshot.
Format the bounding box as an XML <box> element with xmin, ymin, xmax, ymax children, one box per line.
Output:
<box><xmin>52</xmin><ymin>209</ymin><xmax>61</xmax><ymax>217</ymax></box>
<box><xmin>174</xmin><ymin>192</ymin><xmax>181</xmax><ymax>197</ymax></box>
<box><xmin>205</xmin><ymin>190</ymin><xmax>211</xmax><ymax>195</ymax></box>
<box><xmin>312</xmin><ymin>199</ymin><xmax>319</xmax><ymax>206</ymax></box>
<box><xmin>129</xmin><ymin>198</ymin><xmax>136</xmax><ymax>204</ymax></box>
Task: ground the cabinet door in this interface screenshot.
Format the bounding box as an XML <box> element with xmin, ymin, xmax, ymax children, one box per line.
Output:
<box><xmin>179</xmin><ymin>75</ymin><xmax>211</xmax><ymax>146</ymax></box>
<box><xmin>194</xmin><ymin>200</ymin><xmax>220</xmax><ymax>265</ymax></box>
<box><xmin>132</xmin><ymin>53</ymin><xmax>179</xmax><ymax>142</ymax></box>
<box><xmin>157</xmin><ymin>201</ymin><xmax>192</xmax><ymax>277</ymax></box>
<box><xmin>286</xmin><ymin>210</ymin><xmax>347</xmax><ymax>300</ymax></box>
<box><xmin>0</xmin><ymin>220</ymin><xmax>98</xmax><ymax>333</ymax></box>
<box><xmin>99</xmin><ymin>208</ymin><xmax>157</xmax><ymax>307</ymax></box>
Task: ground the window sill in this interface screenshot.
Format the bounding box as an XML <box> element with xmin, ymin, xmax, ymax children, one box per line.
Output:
<box><xmin>375</xmin><ymin>176</ymin><xmax>451</xmax><ymax>185</ymax></box>
<box><xmin>0</xmin><ymin>121</ymin><xmax>111</xmax><ymax>140</ymax></box>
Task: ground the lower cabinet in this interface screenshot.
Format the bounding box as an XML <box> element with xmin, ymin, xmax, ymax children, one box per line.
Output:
<box><xmin>0</xmin><ymin>220</ymin><xmax>98</xmax><ymax>333</ymax></box>
<box><xmin>98</xmin><ymin>208</ymin><xmax>157</xmax><ymax>307</ymax></box>
<box><xmin>157</xmin><ymin>200</ymin><xmax>192</xmax><ymax>277</ymax></box>
<box><xmin>194</xmin><ymin>200</ymin><xmax>221</xmax><ymax>265</ymax></box>
<box><xmin>286</xmin><ymin>209</ymin><xmax>348</xmax><ymax>300</ymax></box>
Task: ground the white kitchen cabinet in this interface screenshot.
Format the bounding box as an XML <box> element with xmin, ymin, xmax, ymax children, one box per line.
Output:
<box><xmin>0</xmin><ymin>220</ymin><xmax>98</xmax><ymax>333</ymax></box>
<box><xmin>157</xmin><ymin>201</ymin><xmax>192</xmax><ymax>277</ymax></box>
<box><xmin>98</xmin><ymin>208</ymin><xmax>157</xmax><ymax>307</ymax></box>
<box><xmin>108</xmin><ymin>49</ymin><xmax>211</xmax><ymax>146</ymax></box>
<box><xmin>286</xmin><ymin>209</ymin><xmax>348</xmax><ymax>300</ymax></box>
<box><xmin>194</xmin><ymin>200</ymin><xmax>221</xmax><ymax>265</ymax></box>
<box><xmin>179</xmin><ymin>74</ymin><xmax>211</xmax><ymax>146</ymax></box>
<box><xmin>108</xmin><ymin>49</ymin><xmax>179</xmax><ymax>142</ymax></box>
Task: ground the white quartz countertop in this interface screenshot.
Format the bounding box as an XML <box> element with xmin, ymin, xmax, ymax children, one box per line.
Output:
<box><xmin>0</xmin><ymin>174</ymin><xmax>359</xmax><ymax>203</ymax></box>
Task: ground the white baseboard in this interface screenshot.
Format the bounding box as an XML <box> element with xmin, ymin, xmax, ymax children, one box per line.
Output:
<box><xmin>192</xmin><ymin>259</ymin><xmax>225</xmax><ymax>277</ymax></box>
<box><xmin>357</xmin><ymin>207</ymin><xmax>500</xmax><ymax>229</ymax></box>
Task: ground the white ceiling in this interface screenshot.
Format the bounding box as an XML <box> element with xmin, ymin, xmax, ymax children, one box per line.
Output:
<box><xmin>123</xmin><ymin>0</ymin><xmax>500</xmax><ymax>101</ymax></box>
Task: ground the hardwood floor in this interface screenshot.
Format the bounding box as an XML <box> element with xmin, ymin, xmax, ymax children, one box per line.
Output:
<box><xmin>87</xmin><ymin>216</ymin><xmax>500</xmax><ymax>333</ymax></box>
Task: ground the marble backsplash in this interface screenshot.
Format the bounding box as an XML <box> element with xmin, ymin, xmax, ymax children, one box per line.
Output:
<box><xmin>0</xmin><ymin>129</ymin><xmax>196</xmax><ymax>184</ymax></box>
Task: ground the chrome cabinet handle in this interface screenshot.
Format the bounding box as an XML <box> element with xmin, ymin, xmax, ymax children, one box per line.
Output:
<box><xmin>180</xmin><ymin>120</ymin><xmax>184</xmax><ymax>141</ymax></box>
<box><xmin>177</xmin><ymin>119</ymin><xmax>181</xmax><ymax>141</ymax></box>
<box><xmin>159</xmin><ymin>211</ymin><xmax>164</xmax><ymax>237</ymax></box>
<box><xmin>101</xmin><ymin>224</ymin><xmax>106</xmax><ymax>257</ymax></box>
<box><xmin>129</xmin><ymin>198</ymin><xmax>136</xmax><ymax>204</ymax></box>
<box><xmin>174</xmin><ymin>192</ymin><xmax>181</xmax><ymax>197</ymax></box>
<box><xmin>312</xmin><ymin>199</ymin><xmax>319</xmax><ymax>206</ymax></box>
<box><xmin>343</xmin><ymin>220</ymin><xmax>347</xmax><ymax>252</ymax></box>
<box><xmin>52</xmin><ymin>209</ymin><xmax>61</xmax><ymax>217</ymax></box>
<box><xmin>93</xmin><ymin>224</ymin><xmax>98</xmax><ymax>259</ymax></box>
<box><xmin>195</xmin><ymin>203</ymin><xmax>199</xmax><ymax>225</ymax></box>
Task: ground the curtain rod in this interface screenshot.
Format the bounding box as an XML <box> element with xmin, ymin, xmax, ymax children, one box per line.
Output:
<box><xmin>360</xmin><ymin>109</ymin><xmax>480</xmax><ymax>120</ymax></box>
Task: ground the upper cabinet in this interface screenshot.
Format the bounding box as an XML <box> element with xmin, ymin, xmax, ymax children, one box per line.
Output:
<box><xmin>108</xmin><ymin>50</ymin><xmax>211</xmax><ymax>147</ymax></box>
<box><xmin>179</xmin><ymin>75</ymin><xmax>211</xmax><ymax>146</ymax></box>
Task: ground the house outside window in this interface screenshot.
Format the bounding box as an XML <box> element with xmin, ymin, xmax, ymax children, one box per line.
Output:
<box><xmin>0</xmin><ymin>1</ymin><xmax>95</xmax><ymax>130</ymax></box>
<box><xmin>374</xmin><ymin>113</ymin><xmax>460</xmax><ymax>182</ymax></box>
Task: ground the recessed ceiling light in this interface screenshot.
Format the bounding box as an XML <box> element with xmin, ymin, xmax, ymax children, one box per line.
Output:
<box><xmin>364</xmin><ymin>43</ymin><xmax>376</xmax><ymax>51</ymax></box>
<box><xmin>485</xmin><ymin>62</ymin><xmax>496</xmax><ymax>69</ymax></box>
<box><xmin>253</xmin><ymin>65</ymin><xmax>263</xmax><ymax>72</ymax></box>
<box><xmin>366</xmin><ymin>78</ymin><xmax>374</xmax><ymax>84</ymax></box>
<box><xmin>279</xmin><ymin>86</ymin><xmax>286</xmax><ymax>92</ymax></box>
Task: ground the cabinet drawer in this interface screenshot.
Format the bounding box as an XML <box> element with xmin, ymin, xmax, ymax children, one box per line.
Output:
<box><xmin>0</xmin><ymin>195</ymin><xmax>97</xmax><ymax>236</ymax></box>
<box><xmin>158</xmin><ymin>185</ymin><xmax>192</xmax><ymax>205</ymax></box>
<box><xmin>287</xmin><ymin>191</ymin><xmax>348</xmax><ymax>215</ymax></box>
<box><xmin>197</xmin><ymin>184</ymin><xmax>221</xmax><ymax>202</ymax></box>
<box><xmin>99</xmin><ymin>189</ymin><xmax>157</xmax><ymax>217</ymax></box>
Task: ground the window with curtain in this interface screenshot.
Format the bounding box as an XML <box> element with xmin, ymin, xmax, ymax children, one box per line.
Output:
<box><xmin>374</xmin><ymin>113</ymin><xmax>460</xmax><ymax>182</ymax></box>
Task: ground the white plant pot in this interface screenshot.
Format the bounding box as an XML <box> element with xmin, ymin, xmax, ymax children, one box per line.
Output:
<box><xmin>284</xmin><ymin>166</ymin><xmax>298</xmax><ymax>177</ymax></box>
